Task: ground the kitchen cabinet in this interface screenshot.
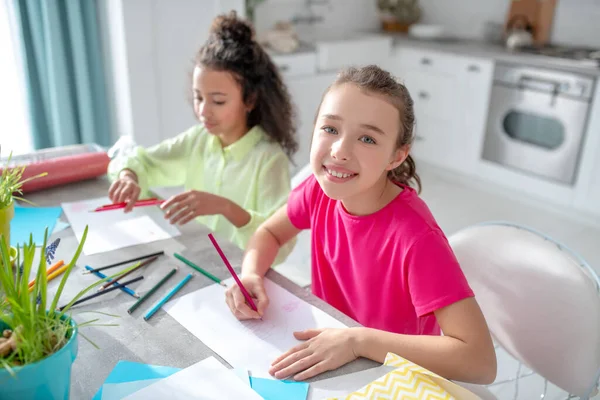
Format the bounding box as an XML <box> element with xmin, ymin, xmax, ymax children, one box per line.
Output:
<box><xmin>573</xmin><ymin>80</ymin><xmax>600</xmax><ymax>217</ymax></box>
<box><xmin>285</xmin><ymin>72</ymin><xmax>337</xmax><ymax>174</ymax></box>
<box><xmin>392</xmin><ymin>47</ymin><xmax>494</xmax><ymax>174</ymax></box>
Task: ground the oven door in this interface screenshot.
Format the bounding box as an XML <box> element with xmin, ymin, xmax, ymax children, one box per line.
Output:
<box><xmin>482</xmin><ymin>84</ymin><xmax>590</xmax><ymax>185</ymax></box>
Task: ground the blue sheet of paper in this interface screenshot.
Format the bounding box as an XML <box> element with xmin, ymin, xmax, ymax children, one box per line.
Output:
<box><xmin>250</xmin><ymin>377</ymin><xmax>309</xmax><ymax>400</ymax></box>
<box><xmin>92</xmin><ymin>361</ymin><xmax>182</xmax><ymax>400</ymax></box>
<box><xmin>10</xmin><ymin>205</ymin><xmax>62</xmax><ymax>247</ymax></box>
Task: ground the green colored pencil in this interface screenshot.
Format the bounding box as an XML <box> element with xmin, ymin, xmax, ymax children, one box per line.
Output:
<box><xmin>173</xmin><ymin>253</ymin><xmax>225</xmax><ymax>286</ymax></box>
<box><xmin>127</xmin><ymin>267</ymin><xmax>177</xmax><ymax>314</ymax></box>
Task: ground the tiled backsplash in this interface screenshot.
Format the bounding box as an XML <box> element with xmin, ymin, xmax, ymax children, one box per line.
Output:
<box><xmin>255</xmin><ymin>0</ymin><xmax>600</xmax><ymax>48</ymax></box>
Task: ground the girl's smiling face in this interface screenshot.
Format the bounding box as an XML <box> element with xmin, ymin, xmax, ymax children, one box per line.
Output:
<box><xmin>310</xmin><ymin>83</ymin><xmax>408</xmax><ymax>214</ymax></box>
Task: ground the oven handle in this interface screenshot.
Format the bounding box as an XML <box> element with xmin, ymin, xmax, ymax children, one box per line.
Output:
<box><xmin>518</xmin><ymin>75</ymin><xmax>562</xmax><ymax>94</ymax></box>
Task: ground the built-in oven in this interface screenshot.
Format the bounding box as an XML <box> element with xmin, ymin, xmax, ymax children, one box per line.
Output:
<box><xmin>482</xmin><ymin>63</ymin><xmax>596</xmax><ymax>185</ymax></box>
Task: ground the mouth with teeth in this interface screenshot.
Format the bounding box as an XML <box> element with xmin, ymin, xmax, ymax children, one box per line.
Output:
<box><xmin>323</xmin><ymin>165</ymin><xmax>358</xmax><ymax>182</ymax></box>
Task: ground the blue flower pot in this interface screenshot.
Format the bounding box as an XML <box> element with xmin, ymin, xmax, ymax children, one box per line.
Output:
<box><xmin>0</xmin><ymin>316</ymin><xmax>78</xmax><ymax>400</ymax></box>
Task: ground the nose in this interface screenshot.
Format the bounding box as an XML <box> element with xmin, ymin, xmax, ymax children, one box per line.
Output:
<box><xmin>198</xmin><ymin>101</ymin><xmax>212</xmax><ymax>118</ymax></box>
<box><xmin>330</xmin><ymin>137</ymin><xmax>351</xmax><ymax>161</ymax></box>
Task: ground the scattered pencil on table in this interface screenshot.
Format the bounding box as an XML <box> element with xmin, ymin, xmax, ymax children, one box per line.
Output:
<box><xmin>29</xmin><ymin>262</ymin><xmax>68</xmax><ymax>293</ymax></box>
<box><xmin>58</xmin><ymin>276</ymin><xmax>144</xmax><ymax>311</ymax></box>
<box><xmin>143</xmin><ymin>273</ymin><xmax>193</xmax><ymax>321</ymax></box>
<box><xmin>91</xmin><ymin>198</ymin><xmax>164</xmax><ymax>212</ymax></box>
<box><xmin>84</xmin><ymin>265</ymin><xmax>140</xmax><ymax>298</ymax></box>
<box><xmin>128</xmin><ymin>267</ymin><xmax>178</xmax><ymax>314</ymax></box>
<box><xmin>207</xmin><ymin>233</ymin><xmax>260</xmax><ymax>316</ymax></box>
<box><xmin>173</xmin><ymin>252</ymin><xmax>226</xmax><ymax>287</ymax></box>
<box><xmin>28</xmin><ymin>260</ymin><xmax>64</xmax><ymax>288</ymax></box>
<box><xmin>98</xmin><ymin>255</ymin><xmax>159</xmax><ymax>291</ymax></box>
<box><xmin>83</xmin><ymin>251</ymin><xmax>164</xmax><ymax>274</ymax></box>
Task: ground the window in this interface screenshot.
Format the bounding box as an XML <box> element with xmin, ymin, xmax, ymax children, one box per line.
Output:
<box><xmin>0</xmin><ymin>2</ymin><xmax>33</xmax><ymax>157</ymax></box>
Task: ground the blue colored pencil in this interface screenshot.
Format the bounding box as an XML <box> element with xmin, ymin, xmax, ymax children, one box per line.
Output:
<box><xmin>84</xmin><ymin>265</ymin><xmax>139</xmax><ymax>298</ymax></box>
<box><xmin>143</xmin><ymin>273</ymin><xmax>193</xmax><ymax>321</ymax></box>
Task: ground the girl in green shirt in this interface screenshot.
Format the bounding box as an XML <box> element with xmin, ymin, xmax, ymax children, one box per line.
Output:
<box><xmin>107</xmin><ymin>12</ymin><xmax>298</xmax><ymax>258</ymax></box>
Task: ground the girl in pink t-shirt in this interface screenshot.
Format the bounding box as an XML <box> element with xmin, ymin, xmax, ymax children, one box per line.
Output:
<box><xmin>225</xmin><ymin>65</ymin><xmax>496</xmax><ymax>384</ymax></box>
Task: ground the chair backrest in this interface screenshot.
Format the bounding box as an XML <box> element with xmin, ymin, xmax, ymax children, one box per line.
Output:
<box><xmin>291</xmin><ymin>163</ymin><xmax>313</xmax><ymax>189</ymax></box>
<box><xmin>448</xmin><ymin>222</ymin><xmax>600</xmax><ymax>397</ymax></box>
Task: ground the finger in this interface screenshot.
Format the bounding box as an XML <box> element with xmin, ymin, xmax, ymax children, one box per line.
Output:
<box><xmin>294</xmin><ymin>361</ymin><xmax>329</xmax><ymax>381</ymax></box>
<box><xmin>124</xmin><ymin>187</ymin><xmax>140</xmax><ymax>213</ymax></box>
<box><xmin>293</xmin><ymin>329</ymin><xmax>324</xmax><ymax>341</ymax></box>
<box><xmin>164</xmin><ymin>200</ymin><xmax>191</xmax><ymax>220</ymax></box>
<box><xmin>273</xmin><ymin>353</ymin><xmax>320</xmax><ymax>380</ymax></box>
<box><xmin>174</xmin><ymin>210</ymin><xmax>196</xmax><ymax>226</ymax></box>
<box><xmin>271</xmin><ymin>342</ymin><xmax>309</xmax><ymax>366</ymax></box>
<box><xmin>112</xmin><ymin>185</ymin><xmax>126</xmax><ymax>204</ymax></box>
<box><xmin>161</xmin><ymin>193</ymin><xmax>188</xmax><ymax>211</ymax></box>
<box><xmin>169</xmin><ymin>207</ymin><xmax>193</xmax><ymax>225</ymax></box>
<box><xmin>225</xmin><ymin>292</ymin><xmax>248</xmax><ymax>320</ymax></box>
<box><xmin>108</xmin><ymin>182</ymin><xmax>120</xmax><ymax>202</ymax></box>
<box><xmin>232</xmin><ymin>288</ymin><xmax>260</xmax><ymax>319</ymax></box>
<box><xmin>269</xmin><ymin>347</ymin><xmax>312</xmax><ymax>376</ymax></box>
<box><xmin>252</xmin><ymin>285</ymin><xmax>269</xmax><ymax>317</ymax></box>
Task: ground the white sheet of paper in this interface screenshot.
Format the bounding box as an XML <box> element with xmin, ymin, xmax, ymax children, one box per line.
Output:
<box><xmin>61</xmin><ymin>197</ymin><xmax>180</xmax><ymax>255</ymax></box>
<box><xmin>164</xmin><ymin>277</ymin><xmax>347</xmax><ymax>378</ymax></box>
<box><xmin>101</xmin><ymin>378</ymin><xmax>163</xmax><ymax>400</ymax></box>
<box><xmin>123</xmin><ymin>357</ymin><xmax>263</xmax><ymax>400</ymax></box>
<box><xmin>307</xmin><ymin>365</ymin><xmax>395</xmax><ymax>399</ymax></box>
<box><xmin>233</xmin><ymin>367</ymin><xmax>251</xmax><ymax>387</ymax></box>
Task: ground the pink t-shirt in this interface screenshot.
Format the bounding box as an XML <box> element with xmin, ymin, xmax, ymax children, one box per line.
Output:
<box><xmin>287</xmin><ymin>175</ymin><xmax>474</xmax><ymax>335</ymax></box>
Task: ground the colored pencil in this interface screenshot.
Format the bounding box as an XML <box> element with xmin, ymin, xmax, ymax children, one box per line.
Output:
<box><xmin>58</xmin><ymin>276</ymin><xmax>144</xmax><ymax>311</ymax></box>
<box><xmin>127</xmin><ymin>267</ymin><xmax>178</xmax><ymax>314</ymax></box>
<box><xmin>28</xmin><ymin>260</ymin><xmax>64</xmax><ymax>288</ymax></box>
<box><xmin>83</xmin><ymin>251</ymin><xmax>164</xmax><ymax>274</ymax></box>
<box><xmin>173</xmin><ymin>253</ymin><xmax>225</xmax><ymax>286</ymax></box>
<box><xmin>98</xmin><ymin>255</ymin><xmax>159</xmax><ymax>291</ymax></box>
<box><xmin>84</xmin><ymin>265</ymin><xmax>140</xmax><ymax>298</ymax></box>
<box><xmin>143</xmin><ymin>273</ymin><xmax>192</xmax><ymax>321</ymax></box>
<box><xmin>207</xmin><ymin>233</ymin><xmax>258</xmax><ymax>313</ymax></box>
<box><xmin>92</xmin><ymin>198</ymin><xmax>164</xmax><ymax>212</ymax></box>
<box><xmin>29</xmin><ymin>263</ymin><xmax>69</xmax><ymax>293</ymax></box>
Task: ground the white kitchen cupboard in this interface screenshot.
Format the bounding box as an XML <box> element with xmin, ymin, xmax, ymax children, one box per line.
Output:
<box><xmin>392</xmin><ymin>47</ymin><xmax>493</xmax><ymax>175</ymax></box>
<box><xmin>285</xmin><ymin>72</ymin><xmax>337</xmax><ymax>174</ymax></box>
<box><xmin>573</xmin><ymin>79</ymin><xmax>600</xmax><ymax>217</ymax></box>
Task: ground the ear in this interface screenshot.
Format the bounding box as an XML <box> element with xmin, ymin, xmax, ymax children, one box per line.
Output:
<box><xmin>245</xmin><ymin>92</ymin><xmax>257</xmax><ymax>113</ymax></box>
<box><xmin>386</xmin><ymin>145</ymin><xmax>409</xmax><ymax>171</ymax></box>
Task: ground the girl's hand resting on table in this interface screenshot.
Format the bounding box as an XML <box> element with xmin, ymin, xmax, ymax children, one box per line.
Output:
<box><xmin>160</xmin><ymin>190</ymin><xmax>224</xmax><ymax>225</ymax></box>
<box><xmin>269</xmin><ymin>328</ymin><xmax>359</xmax><ymax>381</ymax></box>
<box><xmin>225</xmin><ymin>273</ymin><xmax>269</xmax><ymax>320</ymax></box>
<box><xmin>108</xmin><ymin>174</ymin><xmax>141</xmax><ymax>213</ymax></box>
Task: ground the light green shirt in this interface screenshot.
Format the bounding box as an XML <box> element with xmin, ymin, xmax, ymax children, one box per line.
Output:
<box><xmin>108</xmin><ymin>125</ymin><xmax>295</xmax><ymax>263</ymax></box>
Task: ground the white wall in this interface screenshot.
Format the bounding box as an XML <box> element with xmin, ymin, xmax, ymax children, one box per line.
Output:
<box><xmin>418</xmin><ymin>0</ymin><xmax>600</xmax><ymax>48</ymax></box>
<box><xmin>255</xmin><ymin>0</ymin><xmax>600</xmax><ymax>48</ymax></box>
<box><xmin>98</xmin><ymin>0</ymin><xmax>245</xmax><ymax>147</ymax></box>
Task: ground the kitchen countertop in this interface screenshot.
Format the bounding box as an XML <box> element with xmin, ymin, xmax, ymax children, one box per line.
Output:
<box><xmin>389</xmin><ymin>34</ymin><xmax>600</xmax><ymax>77</ymax></box>
<box><xmin>265</xmin><ymin>30</ymin><xmax>600</xmax><ymax>78</ymax></box>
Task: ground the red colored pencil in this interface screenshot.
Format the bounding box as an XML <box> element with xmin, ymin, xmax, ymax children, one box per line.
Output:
<box><xmin>93</xmin><ymin>198</ymin><xmax>164</xmax><ymax>212</ymax></box>
<box><xmin>208</xmin><ymin>233</ymin><xmax>259</xmax><ymax>313</ymax></box>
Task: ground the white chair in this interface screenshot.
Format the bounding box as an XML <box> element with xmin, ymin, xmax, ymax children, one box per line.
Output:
<box><xmin>449</xmin><ymin>221</ymin><xmax>600</xmax><ymax>400</ymax></box>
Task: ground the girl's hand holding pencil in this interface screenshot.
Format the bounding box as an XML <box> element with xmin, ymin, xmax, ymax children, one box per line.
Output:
<box><xmin>108</xmin><ymin>170</ymin><xmax>141</xmax><ymax>213</ymax></box>
<box><xmin>224</xmin><ymin>272</ymin><xmax>269</xmax><ymax>320</ymax></box>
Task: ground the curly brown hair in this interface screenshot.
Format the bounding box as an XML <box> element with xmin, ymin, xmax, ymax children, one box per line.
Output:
<box><xmin>318</xmin><ymin>65</ymin><xmax>422</xmax><ymax>193</ymax></box>
<box><xmin>194</xmin><ymin>12</ymin><xmax>298</xmax><ymax>159</ymax></box>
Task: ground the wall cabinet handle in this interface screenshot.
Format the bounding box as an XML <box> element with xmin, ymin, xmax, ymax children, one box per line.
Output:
<box><xmin>421</xmin><ymin>58</ymin><xmax>432</xmax><ymax>65</ymax></box>
<box><xmin>418</xmin><ymin>91</ymin><xmax>429</xmax><ymax>99</ymax></box>
<box><xmin>468</xmin><ymin>64</ymin><xmax>480</xmax><ymax>72</ymax></box>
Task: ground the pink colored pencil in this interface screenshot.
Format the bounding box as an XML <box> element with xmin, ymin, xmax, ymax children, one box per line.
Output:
<box><xmin>208</xmin><ymin>233</ymin><xmax>259</xmax><ymax>313</ymax></box>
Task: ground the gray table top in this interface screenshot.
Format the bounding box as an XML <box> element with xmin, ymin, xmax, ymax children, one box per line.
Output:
<box><xmin>27</xmin><ymin>177</ymin><xmax>377</xmax><ymax>399</ymax></box>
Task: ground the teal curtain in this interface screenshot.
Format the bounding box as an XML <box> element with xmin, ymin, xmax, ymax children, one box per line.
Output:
<box><xmin>12</xmin><ymin>0</ymin><xmax>111</xmax><ymax>149</ymax></box>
